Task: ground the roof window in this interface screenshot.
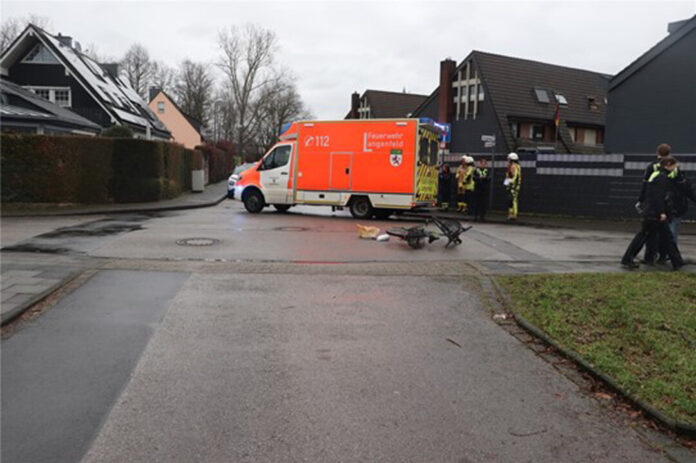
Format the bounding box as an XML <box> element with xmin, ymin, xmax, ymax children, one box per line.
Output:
<box><xmin>555</xmin><ymin>93</ymin><xmax>568</xmax><ymax>105</ymax></box>
<box><xmin>534</xmin><ymin>88</ymin><xmax>550</xmax><ymax>104</ymax></box>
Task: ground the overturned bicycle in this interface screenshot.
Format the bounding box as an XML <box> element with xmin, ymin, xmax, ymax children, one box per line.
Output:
<box><xmin>386</xmin><ymin>216</ymin><xmax>472</xmax><ymax>249</ymax></box>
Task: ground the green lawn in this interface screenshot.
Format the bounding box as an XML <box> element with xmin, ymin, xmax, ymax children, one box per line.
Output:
<box><xmin>498</xmin><ymin>272</ymin><xmax>696</xmax><ymax>424</ymax></box>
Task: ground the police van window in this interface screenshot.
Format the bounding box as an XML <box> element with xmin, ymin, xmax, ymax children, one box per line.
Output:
<box><xmin>419</xmin><ymin>138</ymin><xmax>429</xmax><ymax>164</ymax></box>
<box><xmin>429</xmin><ymin>140</ymin><xmax>438</xmax><ymax>165</ymax></box>
<box><xmin>260</xmin><ymin>151</ymin><xmax>276</xmax><ymax>170</ymax></box>
<box><xmin>259</xmin><ymin>145</ymin><xmax>291</xmax><ymax>170</ymax></box>
<box><xmin>274</xmin><ymin>145</ymin><xmax>291</xmax><ymax>167</ymax></box>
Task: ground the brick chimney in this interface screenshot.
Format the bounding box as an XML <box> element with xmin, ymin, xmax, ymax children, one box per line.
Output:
<box><xmin>349</xmin><ymin>92</ymin><xmax>360</xmax><ymax>119</ymax></box>
<box><xmin>56</xmin><ymin>33</ymin><xmax>73</xmax><ymax>48</ymax></box>
<box><xmin>438</xmin><ymin>58</ymin><xmax>456</xmax><ymax>124</ymax></box>
<box><xmin>149</xmin><ymin>86</ymin><xmax>162</xmax><ymax>102</ymax></box>
<box><xmin>101</xmin><ymin>63</ymin><xmax>119</xmax><ymax>78</ymax></box>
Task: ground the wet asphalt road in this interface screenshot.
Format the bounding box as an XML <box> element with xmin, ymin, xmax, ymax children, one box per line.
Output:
<box><xmin>1</xmin><ymin>270</ymin><xmax>189</xmax><ymax>463</ymax></box>
<box><xmin>1</xmin><ymin>202</ymin><xmax>691</xmax><ymax>462</ymax></box>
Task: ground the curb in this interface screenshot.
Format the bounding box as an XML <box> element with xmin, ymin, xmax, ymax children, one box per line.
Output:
<box><xmin>1</xmin><ymin>194</ymin><xmax>228</xmax><ymax>218</ymax></box>
<box><xmin>489</xmin><ymin>277</ymin><xmax>696</xmax><ymax>439</ymax></box>
<box><xmin>1</xmin><ymin>270</ymin><xmax>83</xmax><ymax>326</ymax></box>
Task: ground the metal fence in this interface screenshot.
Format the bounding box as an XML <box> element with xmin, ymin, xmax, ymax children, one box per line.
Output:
<box><xmin>443</xmin><ymin>152</ymin><xmax>696</xmax><ymax>220</ymax></box>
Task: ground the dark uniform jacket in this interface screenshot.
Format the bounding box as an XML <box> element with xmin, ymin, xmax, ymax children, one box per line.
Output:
<box><xmin>474</xmin><ymin>167</ymin><xmax>491</xmax><ymax>189</ymax></box>
<box><xmin>643</xmin><ymin>167</ymin><xmax>673</xmax><ymax>220</ymax></box>
<box><xmin>638</xmin><ymin>161</ymin><xmax>660</xmax><ymax>204</ymax></box>
<box><xmin>667</xmin><ymin>170</ymin><xmax>696</xmax><ymax>218</ymax></box>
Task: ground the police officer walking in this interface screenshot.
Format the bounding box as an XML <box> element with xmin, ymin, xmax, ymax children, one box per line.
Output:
<box><xmin>622</xmin><ymin>156</ymin><xmax>684</xmax><ymax>270</ymax></box>
<box><xmin>473</xmin><ymin>158</ymin><xmax>491</xmax><ymax>221</ymax></box>
<box><xmin>437</xmin><ymin>163</ymin><xmax>456</xmax><ymax>210</ymax></box>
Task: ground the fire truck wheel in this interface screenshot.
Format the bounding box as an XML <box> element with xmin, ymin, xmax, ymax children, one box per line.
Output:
<box><xmin>349</xmin><ymin>196</ymin><xmax>374</xmax><ymax>219</ymax></box>
<box><xmin>243</xmin><ymin>189</ymin><xmax>265</xmax><ymax>213</ymax></box>
<box><xmin>273</xmin><ymin>204</ymin><xmax>291</xmax><ymax>213</ymax></box>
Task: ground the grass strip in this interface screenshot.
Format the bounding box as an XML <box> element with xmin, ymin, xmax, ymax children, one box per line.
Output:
<box><xmin>498</xmin><ymin>272</ymin><xmax>696</xmax><ymax>424</ymax></box>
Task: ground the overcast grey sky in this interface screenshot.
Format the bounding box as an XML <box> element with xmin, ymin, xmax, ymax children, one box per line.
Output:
<box><xmin>3</xmin><ymin>0</ymin><xmax>695</xmax><ymax>119</ymax></box>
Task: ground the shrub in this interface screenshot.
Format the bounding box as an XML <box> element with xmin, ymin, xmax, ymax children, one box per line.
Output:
<box><xmin>1</xmin><ymin>134</ymin><xmax>197</xmax><ymax>204</ymax></box>
<box><xmin>101</xmin><ymin>125</ymin><xmax>134</xmax><ymax>138</ymax></box>
<box><xmin>196</xmin><ymin>143</ymin><xmax>233</xmax><ymax>183</ymax></box>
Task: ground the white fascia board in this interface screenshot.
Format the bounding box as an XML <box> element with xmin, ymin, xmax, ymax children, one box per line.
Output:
<box><xmin>0</xmin><ymin>27</ymin><xmax>34</xmax><ymax>69</ymax></box>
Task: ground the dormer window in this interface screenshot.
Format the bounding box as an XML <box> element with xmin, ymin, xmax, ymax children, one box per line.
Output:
<box><xmin>555</xmin><ymin>93</ymin><xmax>568</xmax><ymax>105</ymax></box>
<box><xmin>21</xmin><ymin>43</ymin><xmax>59</xmax><ymax>64</ymax></box>
<box><xmin>534</xmin><ymin>88</ymin><xmax>550</xmax><ymax>103</ymax></box>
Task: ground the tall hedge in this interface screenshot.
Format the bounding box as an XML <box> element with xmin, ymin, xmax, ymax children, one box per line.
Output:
<box><xmin>196</xmin><ymin>143</ymin><xmax>235</xmax><ymax>183</ymax></box>
<box><xmin>1</xmin><ymin>134</ymin><xmax>196</xmax><ymax>204</ymax></box>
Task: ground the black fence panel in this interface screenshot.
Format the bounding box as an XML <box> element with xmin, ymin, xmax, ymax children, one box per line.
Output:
<box><xmin>443</xmin><ymin>152</ymin><xmax>696</xmax><ymax>220</ymax></box>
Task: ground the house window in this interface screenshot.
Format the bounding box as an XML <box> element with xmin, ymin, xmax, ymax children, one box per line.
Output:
<box><xmin>21</xmin><ymin>43</ymin><xmax>59</xmax><ymax>64</ymax></box>
<box><xmin>25</xmin><ymin>87</ymin><xmax>71</xmax><ymax>107</ymax></box>
<box><xmin>532</xmin><ymin>124</ymin><xmax>545</xmax><ymax>140</ymax></box>
<box><xmin>34</xmin><ymin>89</ymin><xmax>51</xmax><ymax>100</ymax></box>
<box><xmin>587</xmin><ymin>96</ymin><xmax>599</xmax><ymax>111</ymax></box>
<box><xmin>157</xmin><ymin>101</ymin><xmax>165</xmax><ymax>113</ymax></box>
<box><xmin>54</xmin><ymin>89</ymin><xmax>70</xmax><ymax>107</ymax></box>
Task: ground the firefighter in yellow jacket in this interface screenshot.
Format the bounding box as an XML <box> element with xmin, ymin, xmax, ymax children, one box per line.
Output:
<box><xmin>456</xmin><ymin>155</ymin><xmax>475</xmax><ymax>212</ymax></box>
<box><xmin>505</xmin><ymin>152</ymin><xmax>522</xmax><ymax>220</ymax></box>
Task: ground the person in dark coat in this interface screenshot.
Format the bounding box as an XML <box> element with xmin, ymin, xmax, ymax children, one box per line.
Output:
<box><xmin>437</xmin><ymin>163</ymin><xmax>455</xmax><ymax>210</ymax></box>
<box><xmin>473</xmin><ymin>158</ymin><xmax>491</xmax><ymax>221</ymax></box>
<box><xmin>659</xmin><ymin>167</ymin><xmax>696</xmax><ymax>260</ymax></box>
<box><xmin>639</xmin><ymin>143</ymin><xmax>671</xmax><ymax>262</ymax></box>
<box><xmin>622</xmin><ymin>156</ymin><xmax>684</xmax><ymax>270</ymax></box>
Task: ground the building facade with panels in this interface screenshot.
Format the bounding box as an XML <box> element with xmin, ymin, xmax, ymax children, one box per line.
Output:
<box><xmin>0</xmin><ymin>25</ymin><xmax>170</xmax><ymax>140</ymax></box>
<box><xmin>345</xmin><ymin>90</ymin><xmax>427</xmax><ymax>120</ymax></box>
<box><xmin>1</xmin><ymin>78</ymin><xmax>101</xmax><ymax>135</ymax></box>
<box><xmin>413</xmin><ymin>51</ymin><xmax>611</xmax><ymax>156</ymax></box>
<box><xmin>605</xmin><ymin>15</ymin><xmax>696</xmax><ymax>154</ymax></box>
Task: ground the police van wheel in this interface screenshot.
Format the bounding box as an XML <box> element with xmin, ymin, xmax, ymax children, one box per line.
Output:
<box><xmin>243</xmin><ymin>190</ymin><xmax>265</xmax><ymax>213</ymax></box>
<box><xmin>273</xmin><ymin>204</ymin><xmax>291</xmax><ymax>213</ymax></box>
<box><xmin>349</xmin><ymin>196</ymin><xmax>373</xmax><ymax>219</ymax></box>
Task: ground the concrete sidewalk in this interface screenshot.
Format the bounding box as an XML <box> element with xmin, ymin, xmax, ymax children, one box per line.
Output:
<box><xmin>404</xmin><ymin>208</ymin><xmax>696</xmax><ymax>236</ymax></box>
<box><xmin>1</xmin><ymin>253</ymin><xmax>95</xmax><ymax>325</ymax></box>
<box><xmin>1</xmin><ymin>180</ymin><xmax>229</xmax><ymax>218</ymax></box>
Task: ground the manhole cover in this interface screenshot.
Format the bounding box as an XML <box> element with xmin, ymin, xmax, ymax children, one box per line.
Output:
<box><xmin>176</xmin><ymin>238</ymin><xmax>221</xmax><ymax>246</ymax></box>
<box><xmin>274</xmin><ymin>226</ymin><xmax>309</xmax><ymax>232</ymax></box>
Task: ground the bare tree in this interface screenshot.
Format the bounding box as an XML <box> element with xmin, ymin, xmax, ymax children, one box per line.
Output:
<box><xmin>82</xmin><ymin>43</ymin><xmax>114</xmax><ymax>63</ymax></box>
<box><xmin>150</xmin><ymin>61</ymin><xmax>175</xmax><ymax>94</ymax></box>
<box><xmin>120</xmin><ymin>43</ymin><xmax>151</xmax><ymax>99</ymax></box>
<box><xmin>217</xmin><ymin>24</ymin><xmax>279</xmax><ymax>160</ymax></box>
<box><xmin>173</xmin><ymin>59</ymin><xmax>214</xmax><ymax>124</ymax></box>
<box><xmin>211</xmin><ymin>85</ymin><xmax>238</xmax><ymax>142</ymax></box>
<box><xmin>0</xmin><ymin>18</ymin><xmax>21</xmax><ymax>54</ymax></box>
<box><xmin>256</xmin><ymin>73</ymin><xmax>312</xmax><ymax>152</ymax></box>
<box><xmin>1</xmin><ymin>14</ymin><xmax>50</xmax><ymax>54</ymax></box>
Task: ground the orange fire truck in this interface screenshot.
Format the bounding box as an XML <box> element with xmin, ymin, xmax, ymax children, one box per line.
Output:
<box><xmin>233</xmin><ymin>119</ymin><xmax>441</xmax><ymax>219</ymax></box>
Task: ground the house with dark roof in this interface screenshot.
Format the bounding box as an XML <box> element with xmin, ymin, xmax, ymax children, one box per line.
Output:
<box><xmin>412</xmin><ymin>51</ymin><xmax>611</xmax><ymax>155</ymax></box>
<box><xmin>0</xmin><ymin>24</ymin><xmax>170</xmax><ymax>140</ymax></box>
<box><xmin>1</xmin><ymin>78</ymin><xmax>101</xmax><ymax>135</ymax></box>
<box><xmin>345</xmin><ymin>89</ymin><xmax>427</xmax><ymax>119</ymax></box>
<box><xmin>605</xmin><ymin>15</ymin><xmax>696</xmax><ymax>154</ymax></box>
<box><xmin>148</xmin><ymin>88</ymin><xmax>203</xmax><ymax>149</ymax></box>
